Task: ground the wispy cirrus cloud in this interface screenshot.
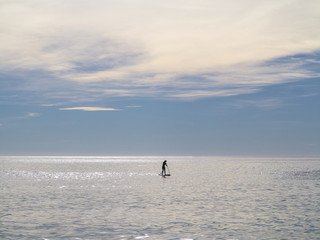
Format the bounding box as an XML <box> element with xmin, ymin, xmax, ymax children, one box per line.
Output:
<box><xmin>230</xmin><ymin>98</ymin><xmax>287</xmax><ymax>109</ymax></box>
<box><xmin>0</xmin><ymin>0</ymin><xmax>319</xmax><ymax>102</ymax></box>
<box><xmin>126</xmin><ymin>105</ymin><xmax>142</xmax><ymax>108</ymax></box>
<box><xmin>17</xmin><ymin>113</ymin><xmax>39</xmax><ymax>119</ymax></box>
<box><xmin>59</xmin><ymin>107</ymin><xmax>120</xmax><ymax>111</ymax></box>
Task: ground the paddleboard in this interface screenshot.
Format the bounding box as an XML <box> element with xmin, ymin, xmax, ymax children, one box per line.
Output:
<box><xmin>159</xmin><ymin>173</ymin><xmax>171</xmax><ymax>176</ymax></box>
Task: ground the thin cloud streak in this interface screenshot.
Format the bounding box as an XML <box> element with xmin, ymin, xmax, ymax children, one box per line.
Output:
<box><xmin>126</xmin><ymin>105</ymin><xmax>142</xmax><ymax>108</ymax></box>
<box><xmin>59</xmin><ymin>107</ymin><xmax>120</xmax><ymax>111</ymax></box>
<box><xmin>17</xmin><ymin>113</ymin><xmax>39</xmax><ymax>119</ymax></box>
<box><xmin>230</xmin><ymin>99</ymin><xmax>287</xmax><ymax>109</ymax></box>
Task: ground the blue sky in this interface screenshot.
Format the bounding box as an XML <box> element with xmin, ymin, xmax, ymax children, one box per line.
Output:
<box><xmin>0</xmin><ymin>0</ymin><xmax>319</xmax><ymax>156</ymax></box>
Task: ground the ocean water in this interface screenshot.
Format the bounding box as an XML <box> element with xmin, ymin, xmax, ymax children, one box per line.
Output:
<box><xmin>1</xmin><ymin>156</ymin><xmax>319</xmax><ymax>240</ymax></box>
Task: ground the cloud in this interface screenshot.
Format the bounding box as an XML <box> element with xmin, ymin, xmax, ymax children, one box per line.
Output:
<box><xmin>0</xmin><ymin>0</ymin><xmax>320</xmax><ymax>102</ymax></box>
<box><xmin>126</xmin><ymin>105</ymin><xmax>142</xmax><ymax>108</ymax></box>
<box><xmin>59</xmin><ymin>107</ymin><xmax>120</xmax><ymax>111</ymax></box>
<box><xmin>18</xmin><ymin>113</ymin><xmax>39</xmax><ymax>119</ymax></box>
<box><xmin>27</xmin><ymin>113</ymin><xmax>38</xmax><ymax>117</ymax></box>
<box><xmin>230</xmin><ymin>98</ymin><xmax>287</xmax><ymax>109</ymax></box>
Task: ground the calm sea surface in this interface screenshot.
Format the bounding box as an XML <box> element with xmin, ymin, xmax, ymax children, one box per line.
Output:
<box><xmin>1</xmin><ymin>156</ymin><xmax>319</xmax><ymax>240</ymax></box>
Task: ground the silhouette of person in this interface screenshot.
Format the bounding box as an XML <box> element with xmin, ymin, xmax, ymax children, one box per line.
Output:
<box><xmin>162</xmin><ymin>160</ymin><xmax>168</xmax><ymax>175</ymax></box>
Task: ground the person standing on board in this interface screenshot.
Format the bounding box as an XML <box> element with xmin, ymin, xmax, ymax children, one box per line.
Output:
<box><xmin>162</xmin><ymin>160</ymin><xmax>168</xmax><ymax>175</ymax></box>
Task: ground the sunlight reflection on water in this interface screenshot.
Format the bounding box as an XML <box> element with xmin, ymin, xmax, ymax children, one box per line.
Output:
<box><xmin>1</xmin><ymin>156</ymin><xmax>319</xmax><ymax>239</ymax></box>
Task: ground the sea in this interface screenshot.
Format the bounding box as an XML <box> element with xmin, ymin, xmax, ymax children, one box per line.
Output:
<box><xmin>1</xmin><ymin>156</ymin><xmax>319</xmax><ymax>240</ymax></box>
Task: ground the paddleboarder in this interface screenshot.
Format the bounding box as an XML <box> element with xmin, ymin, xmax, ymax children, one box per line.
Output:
<box><xmin>162</xmin><ymin>160</ymin><xmax>168</xmax><ymax>175</ymax></box>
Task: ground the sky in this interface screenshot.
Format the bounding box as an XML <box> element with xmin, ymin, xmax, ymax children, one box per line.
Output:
<box><xmin>0</xmin><ymin>0</ymin><xmax>319</xmax><ymax>156</ymax></box>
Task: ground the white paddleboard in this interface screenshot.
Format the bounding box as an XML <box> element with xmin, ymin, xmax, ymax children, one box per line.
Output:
<box><xmin>159</xmin><ymin>173</ymin><xmax>171</xmax><ymax>176</ymax></box>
